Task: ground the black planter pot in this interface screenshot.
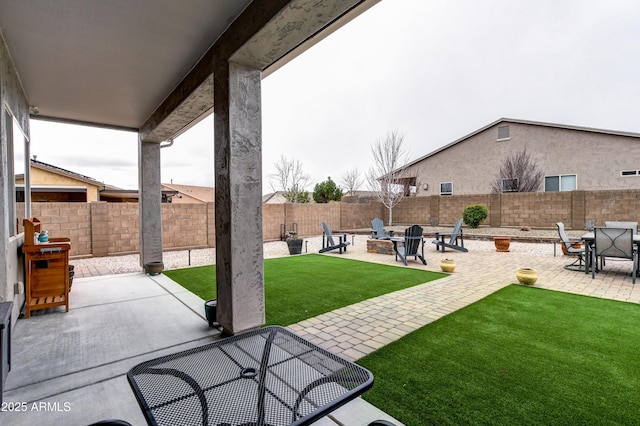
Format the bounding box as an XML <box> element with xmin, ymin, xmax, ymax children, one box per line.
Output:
<box><xmin>287</xmin><ymin>239</ymin><xmax>303</xmax><ymax>255</ymax></box>
<box><xmin>144</xmin><ymin>261</ymin><xmax>164</xmax><ymax>275</ymax></box>
<box><xmin>204</xmin><ymin>299</ymin><xmax>218</xmax><ymax>327</ymax></box>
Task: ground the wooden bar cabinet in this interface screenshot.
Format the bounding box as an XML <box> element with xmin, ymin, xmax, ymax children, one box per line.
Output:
<box><xmin>22</xmin><ymin>218</ymin><xmax>71</xmax><ymax>318</ymax></box>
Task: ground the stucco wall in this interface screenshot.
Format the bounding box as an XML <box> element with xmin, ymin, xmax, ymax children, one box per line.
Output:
<box><xmin>26</xmin><ymin>167</ymin><xmax>101</xmax><ymax>201</ymax></box>
<box><xmin>1</xmin><ymin>31</ymin><xmax>31</xmax><ymax>322</ymax></box>
<box><xmin>405</xmin><ymin>121</ymin><xmax>640</xmax><ymax>196</ymax></box>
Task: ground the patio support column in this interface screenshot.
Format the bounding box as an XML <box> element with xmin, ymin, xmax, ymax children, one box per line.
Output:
<box><xmin>138</xmin><ymin>139</ymin><xmax>163</xmax><ymax>268</ymax></box>
<box><xmin>214</xmin><ymin>60</ymin><xmax>264</xmax><ymax>334</ymax></box>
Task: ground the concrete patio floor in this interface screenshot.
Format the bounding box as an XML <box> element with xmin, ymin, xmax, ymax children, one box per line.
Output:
<box><xmin>3</xmin><ymin>235</ymin><xmax>639</xmax><ymax>425</ymax></box>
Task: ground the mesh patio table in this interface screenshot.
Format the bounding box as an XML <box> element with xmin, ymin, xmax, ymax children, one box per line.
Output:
<box><xmin>127</xmin><ymin>326</ymin><xmax>374</xmax><ymax>426</ymax></box>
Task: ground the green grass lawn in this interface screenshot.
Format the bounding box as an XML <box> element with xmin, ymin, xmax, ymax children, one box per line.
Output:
<box><xmin>164</xmin><ymin>254</ymin><xmax>444</xmax><ymax>326</ymax></box>
<box><xmin>357</xmin><ymin>285</ymin><xmax>640</xmax><ymax>425</ymax></box>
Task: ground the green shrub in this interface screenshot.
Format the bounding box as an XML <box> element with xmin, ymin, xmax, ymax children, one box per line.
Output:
<box><xmin>463</xmin><ymin>204</ymin><xmax>488</xmax><ymax>228</ymax></box>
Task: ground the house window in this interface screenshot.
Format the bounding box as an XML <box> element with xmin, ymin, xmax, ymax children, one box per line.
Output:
<box><xmin>545</xmin><ymin>174</ymin><xmax>577</xmax><ymax>192</ymax></box>
<box><xmin>6</xmin><ymin>107</ymin><xmax>29</xmax><ymax>237</ymax></box>
<box><xmin>440</xmin><ymin>182</ymin><xmax>453</xmax><ymax>195</ymax></box>
<box><xmin>497</xmin><ymin>125</ymin><xmax>510</xmax><ymax>141</ymax></box>
<box><xmin>621</xmin><ymin>170</ymin><xmax>639</xmax><ymax>176</ymax></box>
<box><xmin>502</xmin><ymin>178</ymin><xmax>518</xmax><ymax>192</ymax></box>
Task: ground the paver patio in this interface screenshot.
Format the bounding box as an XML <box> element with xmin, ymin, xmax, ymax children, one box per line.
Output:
<box><xmin>290</xmin><ymin>237</ymin><xmax>640</xmax><ymax>362</ymax></box>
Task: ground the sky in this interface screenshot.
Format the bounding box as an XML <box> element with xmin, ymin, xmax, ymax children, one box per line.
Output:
<box><xmin>29</xmin><ymin>0</ymin><xmax>640</xmax><ymax>193</ymax></box>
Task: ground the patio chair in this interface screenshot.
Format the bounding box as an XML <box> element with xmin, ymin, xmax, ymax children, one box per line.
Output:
<box><xmin>605</xmin><ymin>221</ymin><xmax>638</xmax><ymax>234</ymax></box>
<box><xmin>370</xmin><ymin>217</ymin><xmax>393</xmax><ymax>239</ymax></box>
<box><xmin>556</xmin><ymin>222</ymin><xmax>586</xmax><ymax>271</ymax></box>
<box><xmin>432</xmin><ymin>219</ymin><xmax>468</xmax><ymax>252</ymax></box>
<box><xmin>394</xmin><ymin>224</ymin><xmax>427</xmax><ymax>266</ymax></box>
<box><xmin>600</xmin><ymin>222</ymin><xmax>638</xmax><ymax>270</ymax></box>
<box><xmin>319</xmin><ymin>222</ymin><xmax>350</xmax><ymax>254</ymax></box>
<box><xmin>592</xmin><ymin>227</ymin><xmax>637</xmax><ymax>284</ymax></box>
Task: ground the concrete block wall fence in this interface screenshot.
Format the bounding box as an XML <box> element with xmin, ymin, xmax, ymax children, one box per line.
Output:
<box><xmin>438</xmin><ymin>194</ymin><xmax>491</xmax><ymax>226</ymax></box>
<box><xmin>15</xmin><ymin>189</ymin><xmax>640</xmax><ymax>258</ymax></box>
<box><xmin>285</xmin><ymin>202</ymin><xmax>340</xmax><ymax>238</ymax></box>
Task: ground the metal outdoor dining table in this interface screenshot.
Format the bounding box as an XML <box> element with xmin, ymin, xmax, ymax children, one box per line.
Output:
<box><xmin>127</xmin><ymin>326</ymin><xmax>374</xmax><ymax>426</ymax></box>
<box><xmin>580</xmin><ymin>232</ymin><xmax>640</xmax><ymax>275</ymax></box>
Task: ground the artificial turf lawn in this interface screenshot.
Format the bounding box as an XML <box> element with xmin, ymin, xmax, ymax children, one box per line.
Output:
<box><xmin>357</xmin><ymin>285</ymin><xmax>640</xmax><ymax>426</ymax></box>
<box><xmin>163</xmin><ymin>253</ymin><xmax>444</xmax><ymax>326</ymax></box>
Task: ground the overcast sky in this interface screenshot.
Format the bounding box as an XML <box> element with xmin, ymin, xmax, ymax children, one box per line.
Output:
<box><xmin>29</xmin><ymin>0</ymin><xmax>640</xmax><ymax>193</ymax></box>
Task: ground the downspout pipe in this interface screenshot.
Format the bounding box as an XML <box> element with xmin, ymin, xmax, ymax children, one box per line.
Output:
<box><xmin>160</xmin><ymin>138</ymin><xmax>174</xmax><ymax>148</ymax></box>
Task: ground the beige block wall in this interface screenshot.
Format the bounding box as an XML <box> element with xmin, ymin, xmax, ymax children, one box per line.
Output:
<box><xmin>28</xmin><ymin>203</ymin><xmax>93</xmax><ymax>257</ymax></box>
<box><xmin>263</xmin><ymin>203</ymin><xmax>285</xmax><ymax>241</ymax></box>
<box><xmin>498</xmin><ymin>192</ymin><xmax>572</xmax><ymax>228</ymax></box>
<box><xmin>162</xmin><ymin>203</ymin><xmax>208</xmax><ymax>249</ymax></box>
<box><xmin>586</xmin><ymin>190</ymin><xmax>640</xmax><ymax>226</ymax></box>
<box><xmin>387</xmin><ymin>197</ymin><xmax>430</xmax><ymax>225</ymax></box>
<box><xmin>14</xmin><ymin>189</ymin><xmax>640</xmax><ymax>259</ymax></box>
<box><xmin>285</xmin><ymin>203</ymin><xmax>341</xmax><ymax>237</ymax></box>
<box><xmin>339</xmin><ymin>201</ymin><xmax>384</xmax><ymax>230</ymax></box>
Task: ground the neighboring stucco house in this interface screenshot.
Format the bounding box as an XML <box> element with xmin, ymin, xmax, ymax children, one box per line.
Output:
<box><xmin>341</xmin><ymin>190</ymin><xmax>379</xmax><ymax>203</ymax></box>
<box><xmin>401</xmin><ymin>118</ymin><xmax>640</xmax><ymax>196</ymax></box>
<box><xmin>262</xmin><ymin>191</ymin><xmax>288</xmax><ymax>204</ymax></box>
<box><xmin>17</xmin><ymin>159</ymin><xmax>178</xmax><ymax>202</ymax></box>
<box><xmin>161</xmin><ymin>183</ymin><xmax>214</xmax><ymax>203</ymax></box>
<box><xmin>15</xmin><ymin>159</ymin><xmax>121</xmax><ymax>202</ymax></box>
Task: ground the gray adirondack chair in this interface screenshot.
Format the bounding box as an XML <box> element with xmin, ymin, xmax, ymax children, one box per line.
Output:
<box><xmin>370</xmin><ymin>218</ymin><xmax>393</xmax><ymax>239</ymax></box>
<box><xmin>432</xmin><ymin>219</ymin><xmax>467</xmax><ymax>252</ymax></box>
<box><xmin>394</xmin><ymin>224</ymin><xmax>426</xmax><ymax>266</ymax></box>
<box><xmin>319</xmin><ymin>222</ymin><xmax>350</xmax><ymax>254</ymax></box>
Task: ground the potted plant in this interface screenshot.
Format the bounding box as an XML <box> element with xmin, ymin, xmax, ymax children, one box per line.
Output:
<box><xmin>494</xmin><ymin>236</ymin><xmax>511</xmax><ymax>252</ymax></box>
<box><xmin>145</xmin><ymin>261</ymin><xmax>164</xmax><ymax>275</ymax></box>
<box><xmin>286</xmin><ymin>235</ymin><xmax>303</xmax><ymax>255</ymax></box>
<box><xmin>204</xmin><ymin>299</ymin><xmax>218</xmax><ymax>327</ymax></box>
<box><xmin>516</xmin><ymin>267</ymin><xmax>538</xmax><ymax>285</ymax></box>
<box><xmin>440</xmin><ymin>258</ymin><xmax>456</xmax><ymax>272</ymax></box>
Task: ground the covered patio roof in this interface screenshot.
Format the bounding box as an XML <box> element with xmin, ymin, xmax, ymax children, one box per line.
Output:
<box><xmin>0</xmin><ymin>0</ymin><xmax>379</xmax><ymax>140</ymax></box>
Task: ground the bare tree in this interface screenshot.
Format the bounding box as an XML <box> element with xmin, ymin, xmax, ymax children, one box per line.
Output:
<box><xmin>340</xmin><ymin>168</ymin><xmax>364</xmax><ymax>196</ymax></box>
<box><xmin>269</xmin><ymin>155</ymin><xmax>311</xmax><ymax>203</ymax></box>
<box><xmin>366</xmin><ymin>130</ymin><xmax>410</xmax><ymax>225</ymax></box>
<box><xmin>491</xmin><ymin>148</ymin><xmax>544</xmax><ymax>193</ymax></box>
